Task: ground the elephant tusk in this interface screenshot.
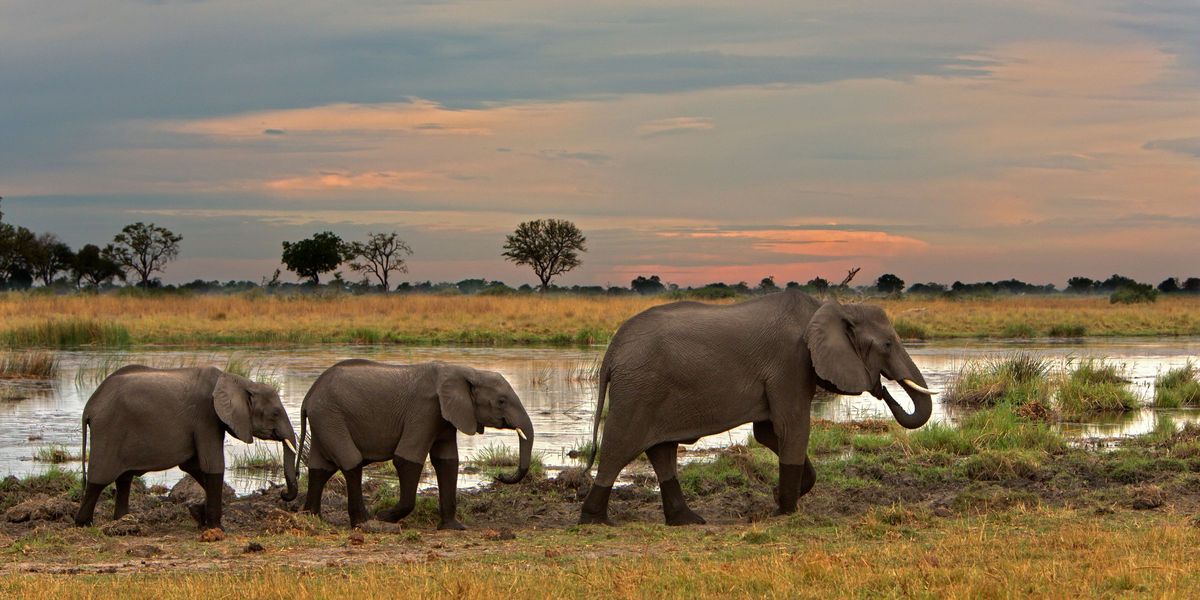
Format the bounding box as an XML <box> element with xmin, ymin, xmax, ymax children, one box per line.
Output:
<box><xmin>284</xmin><ymin>439</ymin><xmax>298</xmax><ymax>454</ymax></box>
<box><xmin>516</xmin><ymin>427</ymin><xmax>528</xmax><ymax>440</ymax></box>
<box><xmin>902</xmin><ymin>379</ymin><xmax>938</xmax><ymax>395</ymax></box>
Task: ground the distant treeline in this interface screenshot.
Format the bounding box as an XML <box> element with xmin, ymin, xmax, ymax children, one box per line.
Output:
<box><xmin>0</xmin><ymin>201</ymin><xmax>1191</xmax><ymax>304</ymax></box>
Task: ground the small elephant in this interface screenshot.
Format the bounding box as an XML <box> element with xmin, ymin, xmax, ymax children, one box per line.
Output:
<box><xmin>298</xmin><ymin>360</ymin><xmax>534</xmax><ymax>529</ymax></box>
<box><xmin>579</xmin><ymin>291</ymin><xmax>937</xmax><ymax>525</ymax></box>
<box><xmin>74</xmin><ymin>366</ymin><xmax>299</xmax><ymax>529</ymax></box>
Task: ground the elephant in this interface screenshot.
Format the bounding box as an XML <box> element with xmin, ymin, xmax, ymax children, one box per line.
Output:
<box><xmin>297</xmin><ymin>360</ymin><xmax>534</xmax><ymax>529</ymax></box>
<box><xmin>578</xmin><ymin>291</ymin><xmax>937</xmax><ymax>525</ymax></box>
<box><xmin>73</xmin><ymin>365</ymin><xmax>299</xmax><ymax>529</ymax></box>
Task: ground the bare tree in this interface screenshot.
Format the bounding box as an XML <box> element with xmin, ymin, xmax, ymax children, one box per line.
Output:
<box><xmin>347</xmin><ymin>232</ymin><xmax>413</xmax><ymax>291</ymax></box>
<box><xmin>106</xmin><ymin>222</ymin><xmax>182</xmax><ymax>288</ymax></box>
<box><xmin>502</xmin><ymin>219</ymin><xmax>587</xmax><ymax>292</ymax></box>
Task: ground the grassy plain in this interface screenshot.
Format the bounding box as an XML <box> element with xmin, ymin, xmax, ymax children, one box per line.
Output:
<box><xmin>1</xmin><ymin>292</ymin><xmax>1198</xmax><ymax>348</ymax></box>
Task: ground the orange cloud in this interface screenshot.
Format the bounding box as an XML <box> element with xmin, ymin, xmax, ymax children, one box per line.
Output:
<box><xmin>637</xmin><ymin>116</ymin><xmax>715</xmax><ymax>137</ymax></box>
<box><xmin>162</xmin><ymin>98</ymin><xmax>570</xmax><ymax>138</ymax></box>
<box><xmin>264</xmin><ymin>170</ymin><xmax>446</xmax><ymax>192</ymax></box>
<box><xmin>682</xmin><ymin>229</ymin><xmax>928</xmax><ymax>257</ymax></box>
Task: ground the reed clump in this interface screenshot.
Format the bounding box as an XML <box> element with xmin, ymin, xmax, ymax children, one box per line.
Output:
<box><xmin>1154</xmin><ymin>364</ymin><xmax>1200</xmax><ymax>408</ymax></box>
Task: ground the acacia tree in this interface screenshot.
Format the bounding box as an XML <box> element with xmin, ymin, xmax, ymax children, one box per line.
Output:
<box><xmin>502</xmin><ymin>218</ymin><xmax>586</xmax><ymax>292</ymax></box>
<box><xmin>347</xmin><ymin>232</ymin><xmax>413</xmax><ymax>291</ymax></box>
<box><xmin>26</xmin><ymin>232</ymin><xmax>74</xmax><ymax>285</ymax></box>
<box><xmin>72</xmin><ymin>244</ymin><xmax>124</xmax><ymax>288</ymax></box>
<box><xmin>281</xmin><ymin>231</ymin><xmax>349</xmax><ymax>284</ymax></box>
<box><xmin>106</xmin><ymin>222</ymin><xmax>182</xmax><ymax>288</ymax></box>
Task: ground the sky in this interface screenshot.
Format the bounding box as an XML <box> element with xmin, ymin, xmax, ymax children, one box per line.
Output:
<box><xmin>2</xmin><ymin>1</ymin><xmax>1198</xmax><ymax>288</ymax></box>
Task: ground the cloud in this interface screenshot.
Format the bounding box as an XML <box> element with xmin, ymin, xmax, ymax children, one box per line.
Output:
<box><xmin>263</xmin><ymin>170</ymin><xmax>449</xmax><ymax>193</ymax></box>
<box><xmin>637</xmin><ymin>117</ymin><xmax>714</xmax><ymax>137</ymax></box>
<box><xmin>1143</xmin><ymin>137</ymin><xmax>1200</xmax><ymax>157</ymax></box>
<box><xmin>679</xmin><ymin>228</ymin><xmax>928</xmax><ymax>258</ymax></box>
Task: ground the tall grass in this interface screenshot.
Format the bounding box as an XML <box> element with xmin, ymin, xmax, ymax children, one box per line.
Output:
<box><xmin>1154</xmin><ymin>363</ymin><xmax>1200</xmax><ymax>408</ymax></box>
<box><xmin>1057</xmin><ymin>359</ymin><xmax>1137</xmax><ymax>418</ymax></box>
<box><xmin>469</xmin><ymin>443</ymin><xmax>545</xmax><ymax>479</ymax></box>
<box><xmin>4</xmin><ymin>318</ymin><xmax>130</xmax><ymax>347</ymax></box>
<box><xmin>0</xmin><ymin>293</ymin><xmax>1196</xmax><ymax>348</ymax></box>
<box><xmin>0</xmin><ymin>350</ymin><xmax>59</xmax><ymax>379</ymax></box>
<box><xmin>32</xmin><ymin>445</ymin><xmax>81</xmax><ymax>463</ymax></box>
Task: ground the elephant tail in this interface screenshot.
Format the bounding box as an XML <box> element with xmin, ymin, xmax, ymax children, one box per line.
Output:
<box><xmin>583</xmin><ymin>354</ymin><xmax>612</xmax><ymax>474</ymax></box>
<box><xmin>295</xmin><ymin>407</ymin><xmax>308</xmax><ymax>474</ymax></box>
<box><xmin>80</xmin><ymin>415</ymin><xmax>89</xmax><ymax>493</ymax></box>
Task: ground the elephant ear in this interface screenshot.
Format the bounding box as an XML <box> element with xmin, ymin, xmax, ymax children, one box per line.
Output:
<box><xmin>213</xmin><ymin>372</ymin><xmax>254</xmax><ymax>444</ymax></box>
<box><xmin>804</xmin><ymin>301</ymin><xmax>873</xmax><ymax>395</ymax></box>
<box><xmin>437</xmin><ymin>366</ymin><xmax>479</xmax><ymax>435</ymax></box>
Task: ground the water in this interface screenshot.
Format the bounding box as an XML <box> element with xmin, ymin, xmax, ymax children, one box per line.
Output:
<box><xmin>1</xmin><ymin>339</ymin><xmax>1198</xmax><ymax>494</ymax></box>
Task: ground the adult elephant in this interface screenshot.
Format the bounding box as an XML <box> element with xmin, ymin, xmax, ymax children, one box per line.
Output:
<box><xmin>579</xmin><ymin>291</ymin><xmax>937</xmax><ymax>525</ymax></box>
<box><xmin>74</xmin><ymin>366</ymin><xmax>299</xmax><ymax>529</ymax></box>
<box><xmin>298</xmin><ymin>360</ymin><xmax>534</xmax><ymax>529</ymax></box>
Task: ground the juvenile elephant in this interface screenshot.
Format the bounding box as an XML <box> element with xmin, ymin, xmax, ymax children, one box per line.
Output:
<box><xmin>298</xmin><ymin>360</ymin><xmax>534</xmax><ymax>529</ymax></box>
<box><xmin>74</xmin><ymin>366</ymin><xmax>299</xmax><ymax>528</ymax></box>
<box><xmin>579</xmin><ymin>291</ymin><xmax>937</xmax><ymax>525</ymax></box>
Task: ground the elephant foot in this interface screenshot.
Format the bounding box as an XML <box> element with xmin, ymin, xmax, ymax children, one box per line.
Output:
<box><xmin>437</xmin><ymin>519</ymin><xmax>466</xmax><ymax>531</ymax></box>
<box><xmin>658</xmin><ymin>478</ymin><xmax>705</xmax><ymax>526</ymax></box>
<box><xmin>579</xmin><ymin>483</ymin><xmax>615</xmax><ymax>526</ymax></box>
<box><xmin>376</xmin><ymin>504</ymin><xmax>412</xmax><ymax>523</ymax></box>
<box><xmin>772</xmin><ymin>506</ymin><xmax>798</xmax><ymax>517</ymax></box>
<box><xmin>73</xmin><ymin>515</ymin><xmax>92</xmax><ymax>528</ymax></box>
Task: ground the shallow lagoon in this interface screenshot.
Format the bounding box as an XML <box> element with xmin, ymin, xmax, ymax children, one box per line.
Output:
<box><xmin>1</xmin><ymin>338</ymin><xmax>1197</xmax><ymax>493</ymax></box>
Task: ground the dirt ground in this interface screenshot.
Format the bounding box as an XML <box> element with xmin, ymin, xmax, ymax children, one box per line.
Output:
<box><xmin>4</xmin><ymin>423</ymin><xmax>1200</xmax><ymax>577</ymax></box>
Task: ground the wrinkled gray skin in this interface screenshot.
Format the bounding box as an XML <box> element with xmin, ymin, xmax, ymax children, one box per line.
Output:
<box><xmin>73</xmin><ymin>366</ymin><xmax>298</xmax><ymax>529</ymax></box>
<box><xmin>299</xmin><ymin>360</ymin><xmax>534</xmax><ymax>530</ymax></box>
<box><xmin>579</xmin><ymin>291</ymin><xmax>933</xmax><ymax>526</ymax></box>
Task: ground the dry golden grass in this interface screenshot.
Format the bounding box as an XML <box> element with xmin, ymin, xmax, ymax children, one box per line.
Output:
<box><xmin>2</xmin><ymin>509</ymin><xmax>1198</xmax><ymax>598</ymax></box>
<box><xmin>0</xmin><ymin>292</ymin><xmax>1196</xmax><ymax>347</ymax></box>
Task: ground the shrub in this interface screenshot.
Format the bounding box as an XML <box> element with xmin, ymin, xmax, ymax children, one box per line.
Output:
<box><xmin>1110</xmin><ymin>285</ymin><xmax>1157</xmax><ymax>304</ymax></box>
<box><xmin>1154</xmin><ymin>364</ymin><xmax>1200</xmax><ymax>408</ymax></box>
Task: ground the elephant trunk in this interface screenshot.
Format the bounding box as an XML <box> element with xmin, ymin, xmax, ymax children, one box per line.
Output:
<box><xmin>878</xmin><ymin>360</ymin><xmax>934</xmax><ymax>430</ymax></box>
<box><xmin>281</xmin><ymin>440</ymin><xmax>299</xmax><ymax>501</ymax></box>
<box><xmin>496</xmin><ymin>412</ymin><xmax>534</xmax><ymax>485</ymax></box>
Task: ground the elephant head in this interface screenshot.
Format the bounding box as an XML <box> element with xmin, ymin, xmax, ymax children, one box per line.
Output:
<box><xmin>213</xmin><ymin>372</ymin><xmax>300</xmax><ymax>500</ymax></box>
<box><xmin>804</xmin><ymin>301</ymin><xmax>937</xmax><ymax>429</ymax></box>
<box><xmin>437</xmin><ymin>365</ymin><xmax>535</xmax><ymax>484</ymax></box>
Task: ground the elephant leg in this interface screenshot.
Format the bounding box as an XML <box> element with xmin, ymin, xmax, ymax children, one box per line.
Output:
<box><xmin>429</xmin><ymin>431</ymin><xmax>463</xmax><ymax>530</ymax></box>
<box><xmin>376</xmin><ymin>457</ymin><xmax>423</xmax><ymax>523</ymax></box>
<box><xmin>580</xmin><ymin>443</ymin><xmax>641</xmax><ymax>526</ymax></box>
<box><xmin>73</xmin><ymin>482</ymin><xmax>107</xmax><ymax>527</ymax></box>
<box><xmin>752</xmin><ymin>421</ymin><xmax>780</xmax><ymax>454</ymax></box>
<box><xmin>345</xmin><ymin>466</ymin><xmax>370</xmax><ymax>528</ymax></box>
<box><xmin>112</xmin><ymin>472</ymin><xmax>134</xmax><ymax>520</ymax></box>
<box><xmin>799</xmin><ymin>459</ymin><xmax>816</xmax><ymax>498</ymax></box>
<box><xmin>430</xmin><ymin>457</ymin><xmax>464</xmax><ymax>530</ymax></box>
<box><xmin>202</xmin><ymin>472</ymin><xmax>225</xmax><ymax>529</ymax></box>
<box><xmin>646</xmin><ymin>442</ymin><xmax>705</xmax><ymax>526</ymax></box>
<box><xmin>302</xmin><ymin>468</ymin><xmax>335</xmax><ymax>517</ymax></box>
<box><xmin>178</xmin><ymin>459</ymin><xmax>208</xmax><ymax>526</ymax></box>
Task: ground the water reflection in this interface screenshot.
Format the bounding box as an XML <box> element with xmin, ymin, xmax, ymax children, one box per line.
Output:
<box><xmin>0</xmin><ymin>338</ymin><xmax>1197</xmax><ymax>494</ymax></box>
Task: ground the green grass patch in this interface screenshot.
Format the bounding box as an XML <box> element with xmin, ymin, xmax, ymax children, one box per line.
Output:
<box><xmin>4</xmin><ymin>319</ymin><xmax>131</xmax><ymax>348</ymax></box>
<box><xmin>1047</xmin><ymin>323</ymin><xmax>1087</xmax><ymax>338</ymax></box>
<box><xmin>944</xmin><ymin>353</ymin><xmax>1053</xmax><ymax>410</ymax></box>
<box><xmin>958</xmin><ymin>449</ymin><xmax>1044</xmax><ymax>480</ymax></box>
<box><xmin>892</xmin><ymin>319</ymin><xmax>928</xmax><ymax>340</ymax></box>
<box><xmin>999</xmin><ymin>322</ymin><xmax>1036</xmax><ymax>338</ymax></box>
<box><xmin>468</xmin><ymin>443</ymin><xmax>546</xmax><ymax>480</ymax></box>
<box><xmin>1154</xmin><ymin>364</ymin><xmax>1200</xmax><ymax>408</ymax></box>
<box><xmin>230</xmin><ymin>445</ymin><xmax>281</xmax><ymax>472</ymax></box>
<box><xmin>905</xmin><ymin>406</ymin><xmax>1064</xmax><ymax>456</ymax></box>
<box><xmin>0</xmin><ymin>466</ymin><xmax>80</xmax><ymax>511</ymax></box>
<box><xmin>678</xmin><ymin>444</ymin><xmax>777</xmax><ymax>496</ymax></box>
<box><xmin>32</xmin><ymin>445</ymin><xmax>81</xmax><ymax>464</ymax></box>
<box><xmin>1057</xmin><ymin>359</ymin><xmax>1137</xmax><ymax>418</ymax></box>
